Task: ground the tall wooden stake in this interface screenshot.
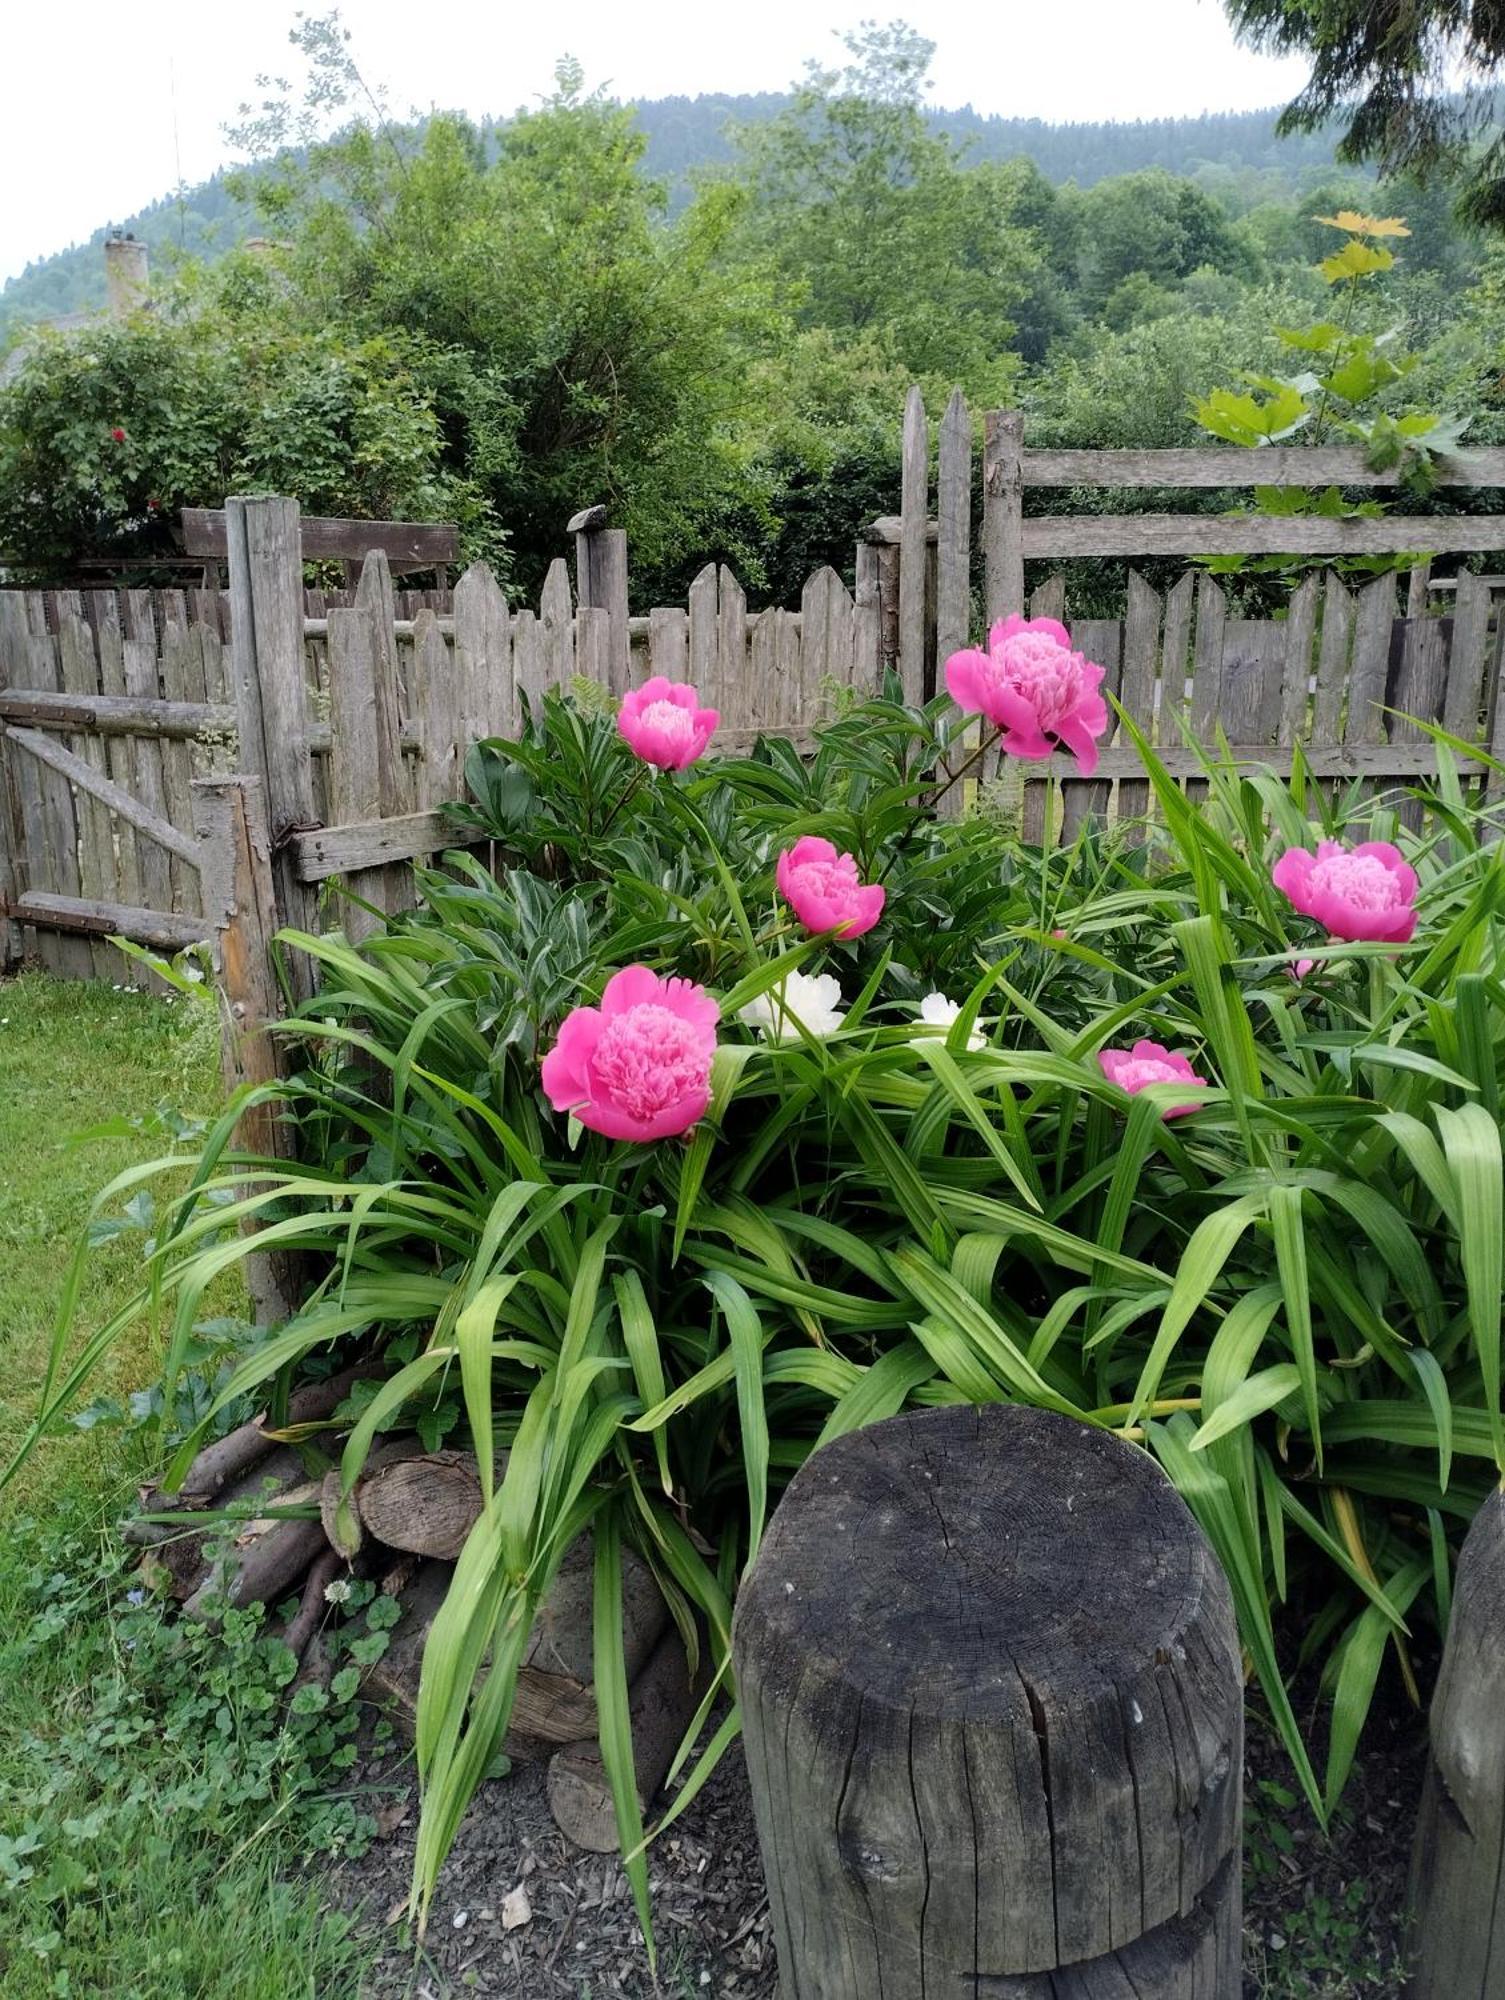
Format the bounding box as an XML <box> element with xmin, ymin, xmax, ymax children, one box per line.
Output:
<box><xmin>734</xmin><ymin>1404</ymin><xmax>1243</xmax><ymax>1998</ymax></box>
<box><xmin>226</xmin><ymin>495</ymin><xmax>317</xmax><ymax>1002</ymax></box>
<box><xmin>984</xmin><ymin>407</ymin><xmax>1026</xmax><ymax>623</ymax></box>
<box><xmin>192</xmin><ymin>773</ymin><xmax>298</xmax><ymax>1326</ymax></box>
<box><xmin>1405</xmin><ymin>1488</ymin><xmax>1505</xmax><ymax>1996</ymax></box>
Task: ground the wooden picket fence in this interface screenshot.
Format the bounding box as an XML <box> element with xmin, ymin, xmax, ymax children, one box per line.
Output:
<box><xmin>3</xmin><ymin>390</ymin><xmax>1505</xmax><ymax>986</ymax></box>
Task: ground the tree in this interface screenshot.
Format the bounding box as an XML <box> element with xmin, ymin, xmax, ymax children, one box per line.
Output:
<box><xmin>1064</xmin><ymin>168</ymin><xmax>1258</xmax><ymax>315</ymax></box>
<box><xmin>1226</xmin><ymin>0</ymin><xmax>1505</xmax><ymax>226</ymax></box>
<box><xmin>726</xmin><ymin>22</ymin><xmax>1049</xmax><ymax>385</ymax></box>
<box><xmin>231</xmin><ymin>48</ymin><xmax>772</xmax><ymax>596</ymax></box>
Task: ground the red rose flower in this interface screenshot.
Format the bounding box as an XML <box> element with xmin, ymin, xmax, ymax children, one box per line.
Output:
<box><xmin>110</xmin><ymin>427</ymin><xmax>126</xmax><ymax>443</ymax></box>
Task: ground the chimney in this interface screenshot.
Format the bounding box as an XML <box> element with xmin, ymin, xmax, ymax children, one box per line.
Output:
<box><xmin>104</xmin><ymin>234</ymin><xmax>149</xmax><ymax>317</ymax></box>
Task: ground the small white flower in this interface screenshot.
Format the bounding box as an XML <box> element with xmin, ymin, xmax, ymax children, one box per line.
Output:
<box><xmin>739</xmin><ymin>969</ymin><xmax>846</xmax><ymax>1042</ymax></box>
<box><xmin>915</xmin><ymin>991</ymin><xmax>986</xmax><ymax>1052</ymax></box>
<box><xmin>323</xmin><ymin>1577</ymin><xmax>353</xmax><ymax>1605</ymax></box>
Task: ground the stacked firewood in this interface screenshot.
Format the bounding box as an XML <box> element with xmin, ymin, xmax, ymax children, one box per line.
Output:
<box><xmin>123</xmin><ymin>1378</ymin><xmax>698</xmax><ymax>1851</ymax></box>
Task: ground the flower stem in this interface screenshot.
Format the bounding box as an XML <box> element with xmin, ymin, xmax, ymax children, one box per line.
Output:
<box><xmin>597</xmin><ymin>765</ymin><xmax>647</xmax><ymax>842</ymax></box>
<box><xmin>878</xmin><ymin>723</ymin><xmax>1002</xmax><ymax>884</ymax></box>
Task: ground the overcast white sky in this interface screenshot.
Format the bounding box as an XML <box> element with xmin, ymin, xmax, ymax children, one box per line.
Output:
<box><xmin>1</xmin><ymin>0</ymin><xmax>1314</xmax><ymax>284</ymax></box>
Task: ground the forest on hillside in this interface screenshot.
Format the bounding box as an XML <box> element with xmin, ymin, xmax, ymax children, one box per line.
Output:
<box><xmin>1</xmin><ymin>18</ymin><xmax>1501</xmax><ymax>598</ymax></box>
<box><xmin>0</xmin><ymin>93</ymin><xmax>1353</xmax><ymax>338</ymax></box>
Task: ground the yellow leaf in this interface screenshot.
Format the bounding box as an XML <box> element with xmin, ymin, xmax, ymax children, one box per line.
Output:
<box><xmin>1313</xmin><ymin>210</ymin><xmax>1412</xmax><ymax>238</ymax></box>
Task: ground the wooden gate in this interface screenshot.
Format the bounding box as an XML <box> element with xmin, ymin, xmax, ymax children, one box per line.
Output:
<box><xmin>0</xmin><ymin>513</ymin><xmax>459</xmax><ymax>980</ymax></box>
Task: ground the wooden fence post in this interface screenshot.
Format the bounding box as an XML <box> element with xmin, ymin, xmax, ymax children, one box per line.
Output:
<box><xmin>568</xmin><ymin>506</ymin><xmax>630</xmax><ymax>695</ymax></box>
<box><xmin>0</xmin><ymin>616</ymin><xmax>25</xmax><ymax>968</ymax></box>
<box><xmin>192</xmin><ymin>773</ymin><xmax>299</xmax><ymax>1327</ymax></box>
<box><xmin>225</xmin><ymin>495</ymin><xmax>317</xmax><ymax>1003</ymax></box>
<box><xmin>984</xmin><ymin>407</ymin><xmax>1026</xmax><ymax>624</ymax></box>
<box><xmin>733</xmin><ymin>1404</ymin><xmax>1243</xmax><ymax>1998</ymax></box>
<box><xmin>1404</xmin><ymin>1489</ymin><xmax>1505</xmax><ymax>1996</ymax></box>
<box><xmin>935</xmin><ymin>387</ymin><xmax>972</xmax><ymax>665</ymax></box>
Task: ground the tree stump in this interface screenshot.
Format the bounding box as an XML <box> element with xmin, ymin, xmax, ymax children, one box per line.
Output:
<box><xmin>733</xmin><ymin>1404</ymin><xmax>1243</xmax><ymax>1999</ymax></box>
<box><xmin>1405</xmin><ymin>1489</ymin><xmax>1505</xmax><ymax>1997</ymax></box>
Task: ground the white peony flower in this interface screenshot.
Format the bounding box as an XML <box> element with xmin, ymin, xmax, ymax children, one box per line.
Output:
<box><xmin>916</xmin><ymin>991</ymin><xmax>986</xmax><ymax>1052</ymax></box>
<box><xmin>740</xmin><ymin>969</ymin><xmax>846</xmax><ymax>1042</ymax></box>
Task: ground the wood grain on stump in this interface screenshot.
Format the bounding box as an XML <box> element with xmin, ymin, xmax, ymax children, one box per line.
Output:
<box><xmin>1405</xmin><ymin>1488</ymin><xmax>1505</xmax><ymax>1997</ymax></box>
<box><xmin>733</xmin><ymin>1404</ymin><xmax>1243</xmax><ymax>2000</ymax></box>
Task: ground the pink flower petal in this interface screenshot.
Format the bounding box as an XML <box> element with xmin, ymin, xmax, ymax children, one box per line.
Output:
<box><xmin>1099</xmin><ymin>1041</ymin><xmax>1208</xmax><ymax>1119</ymax></box>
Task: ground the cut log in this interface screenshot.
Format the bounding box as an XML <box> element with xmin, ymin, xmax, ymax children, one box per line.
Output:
<box><xmin>1405</xmin><ymin>1488</ymin><xmax>1505</xmax><ymax>1997</ymax></box>
<box><xmin>524</xmin><ymin>1531</ymin><xmax>667</xmax><ymax>1684</ymax></box>
<box><xmin>362</xmin><ymin>1538</ymin><xmax>670</xmax><ymax>1755</ymax></box>
<box><xmin>140</xmin><ymin>1446</ymin><xmax>308</xmax><ymax>1600</ymax></box>
<box><xmin>281</xmin><ymin>1546</ymin><xmax>345</xmax><ymax>1661</ymax></box>
<box><xmin>184</xmin><ymin>1515</ymin><xmax>328</xmax><ymax>1618</ymax></box>
<box><xmin>546</xmin><ymin>1627</ymin><xmax>698</xmax><ymax>1852</ymax></box>
<box><xmin>127</xmin><ymin>1365</ymin><xmax>366</xmax><ymax>1535</ymax></box>
<box><xmin>354</xmin><ymin>1448</ymin><xmax>483</xmax><ymax>1559</ymax></box>
<box><xmin>733</xmin><ymin>1404</ymin><xmax>1244</xmax><ymax>1997</ymax></box>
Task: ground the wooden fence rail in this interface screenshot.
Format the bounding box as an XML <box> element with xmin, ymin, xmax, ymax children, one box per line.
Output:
<box><xmin>2</xmin><ymin>392</ymin><xmax>1504</xmax><ymax>980</ymax></box>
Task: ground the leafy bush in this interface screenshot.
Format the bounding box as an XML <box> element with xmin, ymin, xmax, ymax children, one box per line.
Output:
<box><xmin>11</xmin><ymin>686</ymin><xmax>1505</xmax><ymax>1950</ymax></box>
<box><xmin>0</xmin><ymin>287</ymin><xmax>498</xmax><ymax>582</ymax></box>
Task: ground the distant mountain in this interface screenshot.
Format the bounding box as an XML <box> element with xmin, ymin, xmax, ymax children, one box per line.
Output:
<box><xmin>0</xmin><ymin>95</ymin><xmax>1345</xmax><ymax>342</ymax></box>
<box><xmin>1</xmin><ymin>172</ymin><xmax>252</xmax><ymax>339</ymax></box>
<box><xmin>635</xmin><ymin>94</ymin><xmax>1344</xmax><ymax>191</ymax></box>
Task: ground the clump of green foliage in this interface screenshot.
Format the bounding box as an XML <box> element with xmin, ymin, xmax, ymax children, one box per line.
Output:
<box><xmin>1193</xmin><ymin>208</ymin><xmax>1470</xmax><ymax>579</ymax></box>
<box><xmin>0</xmin><ymin>290</ymin><xmax>495</xmax><ymax>584</ymax></box>
<box><xmin>10</xmin><ymin>686</ymin><xmax>1504</xmax><ymax>1958</ymax></box>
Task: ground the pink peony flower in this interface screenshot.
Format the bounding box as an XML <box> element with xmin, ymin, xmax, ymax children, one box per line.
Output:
<box><xmin>1271</xmin><ymin>840</ymin><xmax>1417</xmax><ymax>944</ymax></box>
<box><xmin>1288</xmin><ymin>957</ymin><xmax>1318</xmax><ymax>982</ymax></box>
<box><xmin>1099</xmin><ymin>1041</ymin><xmax>1207</xmax><ymax>1119</ymax></box>
<box><xmin>541</xmin><ymin>965</ymin><xmax>719</xmax><ymax>1142</ymax></box>
<box><xmin>945</xmin><ymin>615</ymin><xmax>1109</xmax><ymax>776</ymax></box>
<box><xmin>617</xmin><ymin>677</ymin><xmax>719</xmax><ymax>771</ymax></box>
<box><xmin>776</xmin><ymin>836</ymin><xmax>885</xmax><ymax>939</ymax></box>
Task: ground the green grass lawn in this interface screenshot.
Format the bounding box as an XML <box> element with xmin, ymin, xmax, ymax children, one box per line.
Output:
<box><xmin>0</xmin><ymin>969</ymin><xmax>224</xmax><ymax>1508</ymax></box>
<box><xmin>0</xmin><ymin>970</ymin><xmax>377</xmax><ymax>1999</ymax></box>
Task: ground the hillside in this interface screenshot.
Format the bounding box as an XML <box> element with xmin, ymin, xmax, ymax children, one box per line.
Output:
<box><xmin>0</xmin><ymin>95</ymin><xmax>1347</xmax><ymax>341</ymax></box>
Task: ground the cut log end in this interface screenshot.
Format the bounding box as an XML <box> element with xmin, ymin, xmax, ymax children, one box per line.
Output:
<box><xmin>361</xmin><ymin>1541</ymin><xmax>671</xmax><ymax>1762</ymax></box>
<box><xmin>546</xmin><ymin>1629</ymin><xmax>698</xmax><ymax>1852</ymax></box>
<box><xmin>353</xmin><ymin>1448</ymin><xmax>482</xmax><ymax>1560</ymax></box>
<box><xmin>733</xmin><ymin>1404</ymin><xmax>1243</xmax><ymax>1992</ymax></box>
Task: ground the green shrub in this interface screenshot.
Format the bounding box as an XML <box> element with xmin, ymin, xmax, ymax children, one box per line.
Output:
<box><xmin>11</xmin><ymin>687</ymin><xmax>1504</xmax><ymax>1949</ymax></box>
<box><xmin>0</xmin><ymin>288</ymin><xmax>498</xmax><ymax>582</ymax></box>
